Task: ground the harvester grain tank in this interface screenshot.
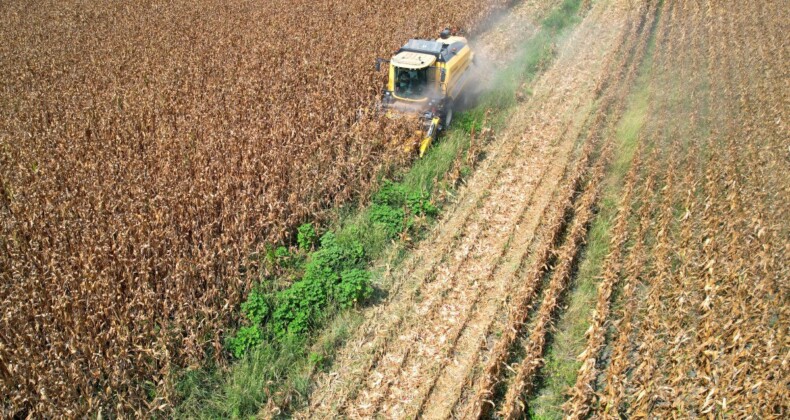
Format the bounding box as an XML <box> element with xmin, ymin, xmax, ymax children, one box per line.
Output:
<box><xmin>376</xmin><ymin>28</ymin><xmax>474</xmax><ymax>156</ymax></box>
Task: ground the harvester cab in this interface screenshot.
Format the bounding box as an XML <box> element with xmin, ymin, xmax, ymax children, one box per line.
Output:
<box><xmin>376</xmin><ymin>28</ymin><xmax>474</xmax><ymax>156</ymax></box>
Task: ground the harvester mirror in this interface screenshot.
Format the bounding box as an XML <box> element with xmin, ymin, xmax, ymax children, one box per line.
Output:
<box><xmin>375</xmin><ymin>58</ymin><xmax>389</xmax><ymax>72</ymax></box>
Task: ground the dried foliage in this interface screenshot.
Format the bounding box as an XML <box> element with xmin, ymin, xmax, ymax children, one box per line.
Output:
<box><xmin>561</xmin><ymin>0</ymin><xmax>658</xmax><ymax>416</ymax></box>
<box><xmin>465</xmin><ymin>92</ymin><xmax>601</xmax><ymax>417</ymax></box>
<box><xmin>0</xmin><ymin>0</ymin><xmax>508</xmax><ymax>416</ymax></box>
<box><xmin>614</xmin><ymin>1</ymin><xmax>789</xmax><ymax>417</ymax></box>
<box><xmin>569</xmin><ymin>0</ymin><xmax>789</xmax><ymax>417</ymax></box>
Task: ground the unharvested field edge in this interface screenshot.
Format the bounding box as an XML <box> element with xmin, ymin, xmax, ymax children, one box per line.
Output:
<box><xmin>527</xmin><ymin>5</ymin><xmax>660</xmax><ymax>417</ymax></box>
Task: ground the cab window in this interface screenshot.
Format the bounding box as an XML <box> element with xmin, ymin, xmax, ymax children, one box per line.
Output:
<box><xmin>394</xmin><ymin>67</ymin><xmax>428</xmax><ymax>99</ymax></box>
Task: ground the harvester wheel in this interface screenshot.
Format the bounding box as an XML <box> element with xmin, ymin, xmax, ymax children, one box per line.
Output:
<box><xmin>444</xmin><ymin>107</ymin><xmax>453</xmax><ymax>128</ymax></box>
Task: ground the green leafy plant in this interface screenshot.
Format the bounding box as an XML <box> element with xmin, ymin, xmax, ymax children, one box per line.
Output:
<box><xmin>263</xmin><ymin>244</ymin><xmax>294</xmax><ymax>271</ymax></box>
<box><xmin>335</xmin><ymin>269</ymin><xmax>373</xmax><ymax>308</ymax></box>
<box><xmin>406</xmin><ymin>190</ymin><xmax>439</xmax><ymax>217</ymax></box>
<box><xmin>272</xmin><ymin>231</ymin><xmax>367</xmax><ymax>339</ymax></box>
<box><xmin>240</xmin><ymin>290</ymin><xmax>270</xmax><ymax>325</ymax></box>
<box><xmin>369</xmin><ymin>204</ymin><xmax>406</xmax><ymax>238</ymax></box>
<box><xmin>297</xmin><ymin>223</ymin><xmax>318</xmax><ymax>251</ymax></box>
<box><xmin>273</xmin><ymin>277</ymin><xmax>328</xmax><ymax>338</ymax></box>
<box><xmin>226</xmin><ymin>325</ymin><xmax>263</xmax><ymax>358</ymax></box>
<box><xmin>372</xmin><ymin>180</ymin><xmax>406</xmax><ymax>207</ymax></box>
<box><xmin>456</xmin><ymin>109</ymin><xmax>485</xmax><ymax>134</ymax></box>
<box><xmin>308</xmin><ymin>352</ymin><xmax>326</xmax><ymax>370</ymax></box>
<box><xmin>316</xmin><ymin>232</ymin><xmax>365</xmax><ymax>270</ymax></box>
<box><xmin>274</xmin><ymin>246</ymin><xmax>289</xmax><ymax>259</ymax></box>
<box><xmin>268</xmin><ymin>244</ymin><xmax>305</xmax><ymax>270</ymax></box>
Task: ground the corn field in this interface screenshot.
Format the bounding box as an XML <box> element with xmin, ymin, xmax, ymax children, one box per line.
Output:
<box><xmin>561</xmin><ymin>0</ymin><xmax>789</xmax><ymax>417</ymax></box>
<box><xmin>2</xmin><ymin>0</ymin><xmax>788</xmax><ymax>417</ymax></box>
<box><xmin>0</xmin><ymin>0</ymin><xmax>510</xmax><ymax>416</ymax></box>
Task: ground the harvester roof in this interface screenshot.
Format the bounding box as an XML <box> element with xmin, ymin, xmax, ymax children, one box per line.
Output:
<box><xmin>396</xmin><ymin>36</ymin><xmax>469</xmax><ymax>65</ymax></box>
<box><xmin>401</xmin><ymin>39</ymin><xmax>444</xmax><ymax>55</ymax></box>
<box><xmin>391</xmin><ymin>51</ymin><xmax>437</xmax><ymax>69</ymax></box>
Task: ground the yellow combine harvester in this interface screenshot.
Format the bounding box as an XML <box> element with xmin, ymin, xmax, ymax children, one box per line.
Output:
<box><xmin>376</xmin><ymin>28</ymin><xmax>474</xmax><ymax>156</ymax></box>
